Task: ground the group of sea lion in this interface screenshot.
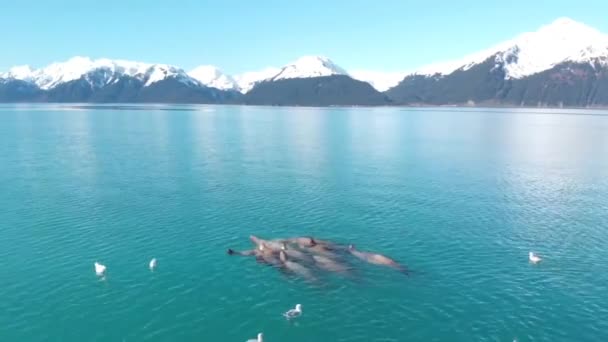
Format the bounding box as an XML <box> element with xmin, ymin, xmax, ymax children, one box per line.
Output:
<box><xmin>228</xmin><ymin>235</ymin><xmax>409</xmax><ymax>283</ymax></box>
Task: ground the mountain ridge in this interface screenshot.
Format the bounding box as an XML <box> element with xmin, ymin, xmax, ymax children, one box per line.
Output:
<box><xmin>243</xmin><ymin>75</ymin><xmax>390</xmax><ymax>106</ymax></box>
<box><xmin>3</xmin><ymin>18</ymin><xmax>608</xmax><ymax>107</ymax></box>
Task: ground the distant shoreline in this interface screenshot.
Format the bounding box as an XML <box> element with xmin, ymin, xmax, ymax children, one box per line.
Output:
<box><xmin>2</xmin><ymin>102</ymin><xmax>608</xmax><ymax>113</ymax></box>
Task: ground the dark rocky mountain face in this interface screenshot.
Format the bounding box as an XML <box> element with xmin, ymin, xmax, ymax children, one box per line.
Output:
<box><xmin>385</xmin><ymin>56</ymin><xmax>509</xmax><ymax>105</ymax></box>
<box><xmin>0</xmin><ymin>79</ymin><xmax>43</xmax><ymax>102</ymax></box>
<box><xmin>244</xmin><ymin>75</ymin><xmax>391</xmax><ymax>106</ymax></box>
<box><xmin>0</xmin><ymin>75</ymin><xmax>241</xmax><ymax>104</ymax></box>
<box><xmin>44</xmin><ymin>79</ymin><xmax>95</xmax><ymax>102</ymax></box>
<box><xmin>385</xmin><ymin>58</ymin><xmax>608</xmax><ymax>107</ymax></box>
<box><xmin>503</xmin><ymin>61</ymin><xmax>608</xmax><ymax>107</ymax></box>
<box><xmin>136</xmin><ymin>77</ymin><xmax>242</xmax><ymax>104</ymax></box>
<box><xmin>88</xmin><ymin>77</ymin><xmax>144</xmax><ymax>103</ymax></box>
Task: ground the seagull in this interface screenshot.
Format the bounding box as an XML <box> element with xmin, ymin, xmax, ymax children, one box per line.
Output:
<box><xmin>94</xmin><ymin>262</ymin><xmax>106</xmax><ymax>277</ymax></box>
<box><xmin>283</xmin><ymin>304</ymin><xmax>302</xmax><ymax>320</ymax></box>
<box><xmin>246</xmin><ymin>332</ymin><xmax>263</xmax><ymax>342</ymax></box>
<box><xmin>529</xmin><ymin>252</ymin><xmax>542</xmax><ymax>264</ymax></box>
<box><xmin>149</xmin><ymin>258</ymin><xmax>157</xmax><ymax>271</ymax></box>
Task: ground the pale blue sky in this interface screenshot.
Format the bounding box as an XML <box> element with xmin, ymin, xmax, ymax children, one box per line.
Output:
<box><xmin>1</xmin><ymin>0</ymin><xmax>606</xmax><ymax>74</ymax></box>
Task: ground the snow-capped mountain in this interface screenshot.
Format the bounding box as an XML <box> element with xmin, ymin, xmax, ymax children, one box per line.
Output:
<box><xmin>411</xmin><ymin>17</ymin><xmax>608</xmax><ymax>78</ymax></box>
<box><xmin>0</xmin><ymin>55</ymin><xmax>352</xmax><ymax>97</ymax></box>
<box><xmin>3</xmin><ymin>18</ymin><xmax>608</xmax><ymax>106</ymax></box>
<box><xmin>0</xmin><ymin>56</ymin><xmax>200</xmax><ymax>90</ymax></box>
<box><xmin>387</xmin><ymin>17</ymin><xmax>608</xmax><ymax>107</ymax></box>
<box><xmin>188</xmin><ymin>65</ymin><xmax>239</xmax><ymax>91</ymax></box>
<box><xmin>234</xmin><ymin>67</ymin><xmax>281</xmax><ymax>93</ymax></box>
<box><xmin>270</xmin><ymin>56</ymin><xmax>348</xmax><ymax>81</ymax></box>
<box><xmin>234</xmin><ymin>56</ymin><xmax>347</xmax><ymax>93</ymax></box>
<box><xmin>242</xmin><ymin>56</ymin><xmax>387</xmax><ymax>106</ymax></box>
<box><xmin>0</xmin><ymin>56</ymin><xmax>239</xmax><ymax>104</ymax></box>
<box><xmin>189</xmin><ymin>57</ymin><xmax>349</xmax><ymax>93</ymax></box>
<box><xmin>231</xmin><ymin>56</ymin><xmax>348</xmax><ymax>93</ymax></box>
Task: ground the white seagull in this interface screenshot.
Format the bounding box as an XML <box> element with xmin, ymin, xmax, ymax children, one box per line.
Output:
<box><xmin>283</xmin><ymin>304</ymin><xmax>302</xmax><ymax>320</ymax></box>
<box><xmin>247</xmin><ymin>332</ymin><xmax>263</xmax><ymax>342</ymax></box>
<box><xmin>529</xmin><ymin>252</ymin><xmax>542</xmax><ymax>264</ymax></box>
<box><xmin>149</xmin><ymin>258</ymin><xmax>157</xmax><ymax>271</ymax></box>
<box><xmin>94</xmin><ymin>262</ymin><xmax>107</xmax><ymax>277</ymax></box>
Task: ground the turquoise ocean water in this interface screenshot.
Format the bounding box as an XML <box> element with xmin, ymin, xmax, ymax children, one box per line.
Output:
<box><xmin>1</xmin><ymin>105</ymin><xmax>607</xmax><ymax>342</ymax></box>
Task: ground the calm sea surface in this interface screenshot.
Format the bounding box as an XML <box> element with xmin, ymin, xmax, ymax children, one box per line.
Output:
<box><xmin>1</xmin><ymin>105</ymin><xmax>608</xmax><ymax>342</ymax></box>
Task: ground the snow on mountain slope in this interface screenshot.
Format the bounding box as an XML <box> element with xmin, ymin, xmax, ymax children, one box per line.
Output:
<box><xmin>565</xmin><ymin>43</ymin><xmax>608</xmax><ymax>66</ymax></box>
<box><xmin>234</xmin><ymin>56</ymin><xmax>348</xmax><ymax>92</ymax></box>
<box><xmin>0</xmin><ymin>56</ymin><xmax>198</xmax><ymax>89</ymax></box>
<box><xmin>234</xmin><ymin>67</ymin><xmax>281</xmax><ymax>93</ymax></box>
<box><xmin>4</xmin><ymin>17</ymin><xmax>608</xmax><ymax>94</ymax></box>
<box><xmin>1</xmin><ymin>65</ymin><xmax>36</xmax><ymax>81</ymax></box>
<box><xmin>271</xmin><ymin>56</ymin><xmax>348</xmax><ymax>81</ymax></box>
<box><xmin>349</xmin><ymin>70</ymin><xmax>409</xmax><ymax>91</ymax></box>
<box><xmin>188</xmin><ymin>66</ymin><xmax>239</xmax><ymax>91</ymax></box>
<box><xmin>413</xmin><ymin>17</ymin><xmax>608</xmax><ymax>78</ymax></box>
<box><xmin>141</xmin><ymin>64</ymin><xmax>197</xmax><ymax>87</ymax></box>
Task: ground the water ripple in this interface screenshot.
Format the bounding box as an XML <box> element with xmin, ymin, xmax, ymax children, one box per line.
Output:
<box><xmin>2</xmin><ymin>106</ymin><xmax>608</xmax><ymax>342</ymax></box>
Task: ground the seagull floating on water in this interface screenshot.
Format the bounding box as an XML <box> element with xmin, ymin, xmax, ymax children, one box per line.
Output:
<box><xmin>149</xmin><ymin>258</ymin><xmax>157</xmax><ymax>271</ymax></box>
<box><xmin>246</xmin><ymin>332</ymin><xmax>263</xmax><ymax>342</ymax></box>
<box><xmin>94</xmin><ymin>262</ymin><xmax>106</xmax><ymax>277</ymax></box>
<box><xmin>283</xmin><ymin>304</ymin><xmax>302</xmax><ymax>320</ymax></box>
<box><xmin>529</xmin><ymin>252</ymin><xmax>542</xmax><ymax>264</ymax></box>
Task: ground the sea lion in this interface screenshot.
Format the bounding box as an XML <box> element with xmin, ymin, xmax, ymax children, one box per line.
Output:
<box><xmin>250</xmin><ymin>235</ymin><xmax>283</xmax><ymax>251</ymax></box>
<box><xmin>286</xmin><ymin>236</ymin><xmax>339</xmax><ymax>249</ymax></box>
<box><xmin>227</xmin><ymin>245</ymin><xmax>281</xmax><ymax>267</ymax></box>
<box><xmin>284</xmin><ymin>236</ymin><xmax>316</xmax><ymax>248</ymax></box>
<box><xmin>256</xmin><ymin>243</ymin><xmax>282</xmax><ymax>267</ymax></box>
<box><xmin>304</xmin><ymin>243</ymin><xmax>344</xmax><ymax>260</ymax></box>
<box><xmin>348</xmin><ymin>245</ymin><xmax>409</xmax><ymax>275</ymax></box>
<box><xmin>279</xmin><ymin>250</ymin><xmax>317</xmax><ymax>282</ymax></box>
<box><xmin>312</xmin><ymin>254</ymin><xmax>352</xmax><ymax>274</ymax></box>
<box><xmin>280</xmin><ymin>243</ymin><xmax>314</xmax><ymax>264</ymax></box>
<box><xmin>276</xmin><ymin>237</ymin><xmax>346</xmax><ymax>261</ymax></box>
<box><xmin>227</xmin><ymin>248</ymin><xmax>256</xmax><ymax>256</ymax></box>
